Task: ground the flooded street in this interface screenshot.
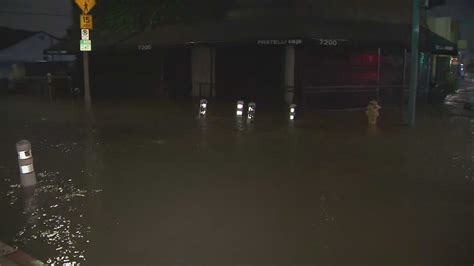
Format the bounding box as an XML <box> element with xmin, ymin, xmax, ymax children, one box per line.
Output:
<box><xmin>2</xmin><ymin>90</ymin><xmax>474</xmax><ymax>263</ymax></box>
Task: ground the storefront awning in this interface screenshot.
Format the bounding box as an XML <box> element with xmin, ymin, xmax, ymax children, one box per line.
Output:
<box><xmin>45</xmin><ymin>18</ymin><xmax>458</xmax><ymax>55</ymax></box>
<box><xmin>118</xmin><ymin>18</ymin><xmax>415</xmax><ymax>49</ymax></box>
<box><xmin>425</xmin><ymin>30</ymin><xmax>457</xmax><ymax>55</ymax></box>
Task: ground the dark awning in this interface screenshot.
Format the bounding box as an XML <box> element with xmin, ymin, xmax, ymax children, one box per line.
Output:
<box><xmin>118</xmin><ymin>18</ymin><xmax>415</xmax><ymax>49</ymax></box>
<box><xmin>425</xmin><ymin>30</ymin><xmax>457</xmax><ymax>55</ymax></box>
<box><xmin>46</xmin><ymin>18</ymin><xmax>457</xmax><ymax>55</ymax></box>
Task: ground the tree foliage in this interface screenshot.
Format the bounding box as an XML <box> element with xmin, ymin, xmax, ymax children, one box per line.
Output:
<box><xmin>73</xmin><ymin>0</ymin><xmax>230</xmax><ymax>33</ymax></box>
<box><xmin>99</xmin><ymin>0</ymin><xmax>185</xmax><ymax>32</ymax></box>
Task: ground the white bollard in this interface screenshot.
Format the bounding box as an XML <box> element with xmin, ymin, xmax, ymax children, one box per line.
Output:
<box><xmin>236</xmin><ymin>100</ymin><xmax>244</xmax><ymax>117</ymax></box>
<box><xmin>16</xmin><ymin>140</ymin><xmax>37</xmax><ymax>187</ymax></box>
<box><xmin>289</xmin><ymin>104</ymin><xmax>297</xmax><ymax>121</ymax></box>
<box><xmin>247</xmin><ymin>102</ymin><xmax>256</xmax><ymax>121</ymax></box>
<box><xmin>199</xmin><ymin>99</ymin><xmax>208</xmax><ymax>118</ymax></box>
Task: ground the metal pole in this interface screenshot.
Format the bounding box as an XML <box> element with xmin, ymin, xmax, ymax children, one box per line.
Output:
<box><xmin>83</xmin><ymin>51</ymin><xmax>92</xmax><ymax>108</ymax></box>
<box><xmin>209</xmin><ymin>47</ymin><xmax>214</xmax><ymax>98</ymax></box>
<box><xmin>402</xmin><ymin>49</ymin><xmax>408</xmax><ymax>87</ymax></box>
<box><xmin>377</xmin><ymin>47</ymin><xmax>381</xmax><ymax>100</ymax></box>
<box><xmin>432</xmin><ymin>55</ymin><xmax>437</xmax><ymax>82</ymax></box>
<box><xmin>47</xmin><ymin>73</ymin><xmax>53</xmax><ymax>101</ymax></box>
<box><xmin>425</xmin><ymin>54</ymin><xmax>432</xmax><ymax>103</ymax></box>
<box><xmin>408</xmin><ymin>0</ymin><xmax>420</xmax><ymax>126</ymax></box>
<box><xmin>160</xmin><ymin>54</ymin><xmax>165</xmax><ymax>96</ymax></box>
<box><xmin>402</xmin><ymin>49</ymin><xmax>408</xmax><ymax>107</ymax></box>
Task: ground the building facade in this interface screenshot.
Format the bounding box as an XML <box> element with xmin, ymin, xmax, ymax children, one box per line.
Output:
<box><xmin>54</xmin><ymin>0</ymin><xmax>457</xmax><ymax>107</ymax></box>
<box><xmin>428</xmin><ymin>0</ymin><xmax>473</xmax><ymax>65</ymax></box>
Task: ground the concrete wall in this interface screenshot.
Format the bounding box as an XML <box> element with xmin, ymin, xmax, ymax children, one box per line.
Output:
<box><xmin>191</xmin><ymin>47</ymin><xmax>215</xmax><ymax>97</ymax></box>
<box><xmin>284</xmin><ymin>46</ymin><xmax>295</xmax><ymax>104</ymax></box>
<box><xmin>428</xmin><ymin>17</ymin><xmax>459</xmax><ymax>43</ymax></box>
<box><xmin>0</xmin><ymin>0</ymin><xmax>72</xmax><ymax>37</ymax></box>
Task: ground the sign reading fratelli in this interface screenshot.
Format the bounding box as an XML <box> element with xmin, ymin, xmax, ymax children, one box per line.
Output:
<box><xmin>257</xmin><ymin>39</ymin><xmax>303</xmax><ymax>45</ymax></box>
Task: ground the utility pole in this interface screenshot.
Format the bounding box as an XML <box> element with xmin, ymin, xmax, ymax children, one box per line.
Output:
<box><xmin>75</xmin><ymin>0</ymin><xmax>95</xmax><ymax>110</ymax></box>
<box><xmin>83</xmin><ymin>51</ymin><xmax>91</xmax><ymax>108</ymax></box>
<box><xmin>407</xmin><ymin>0</ymin><xmax>420</xmax><ymax>126</ymax></box>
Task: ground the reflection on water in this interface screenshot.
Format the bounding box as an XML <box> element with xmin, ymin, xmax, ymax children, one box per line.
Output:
<box><xmin>235</xmin><ymin>116</ymin><xmax>245</xmax><ymax>132</ymax></box>
<box><xmin>2</xmin><ymin>97</ymin><xmax>474</xmax><ymax>262</ymax></box>
<box><xmin>5</xmin><ymin>170</ymin><xmax>101</xmax><ymax>264</ymax></box>
<box><xmin>320</xmin><ymin>194</ymin><xmax>335</xmax><ymax>223</ymax></box>
<box><xmin>367</xmin><ymin>124</ymin><xmax>379</xmax><ymax>136</ymax></box>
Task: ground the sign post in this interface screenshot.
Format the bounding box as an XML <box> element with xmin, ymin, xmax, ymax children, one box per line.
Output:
<box><xmin>75</xmin><ymin>0</ymin><xmax>96</xmax><ymax>109</ymax></box>
<box><xmin>407</xmin><ymin>0</ymin><xmax>420</xmax><ymax>127</ymax></box>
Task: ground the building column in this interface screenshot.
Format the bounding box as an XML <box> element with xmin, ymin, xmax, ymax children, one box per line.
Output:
<box><xmin>192</xmin><ymin>46</ymin><xmax>215</xmax><ymax>98</ymax></box>
<box><xmin>425</xmin><ymin>54</ymin><xmax>432</xmax><ymax>102</ymax></box>
<box><xmin>284</xmin><ymin>46</ymin><xmax>295</xmax><ymax>104</ymax></box>
<box><xmin>431</xmin><ymin>55</ymin><xmax>438</xmax><ymax>83</ymax></box>
<box><xmin>155</xmin><ymin>53</ymin><xmax>165</xmax><ymax>96</ymax></box>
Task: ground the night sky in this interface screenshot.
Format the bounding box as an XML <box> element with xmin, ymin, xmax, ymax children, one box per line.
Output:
<box><xmin>429</xmin><ymin>0</ymin><xmax>474</xmax><ymax>52</ymax></box>
<box><xmin>0</xmin><ymin>0</ymin><xmax>72</xmax><ymax>37</ymax></box>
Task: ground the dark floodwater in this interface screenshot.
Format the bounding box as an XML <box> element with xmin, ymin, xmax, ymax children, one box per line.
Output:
<box><xmin>2</xmin><ymin>95</ymin><xmax>474</xmax><ymax>264</ymax></box>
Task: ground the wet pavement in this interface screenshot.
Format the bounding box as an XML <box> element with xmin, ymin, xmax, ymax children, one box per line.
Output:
<box><xmin>446</xmin><ymin>74</ymin><xmax>474</xmax><ymax>107</ymax></box>
<box><xmin>2</xmin><ymin>78</ymin><xmax>474</xmax><ymax>264</ymax></box>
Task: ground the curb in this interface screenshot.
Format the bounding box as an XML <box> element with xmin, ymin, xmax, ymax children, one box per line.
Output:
<box><xmin>0</xmin><ymin>241</ymin><xmax>44</xmax><ymax>266</ymax></box>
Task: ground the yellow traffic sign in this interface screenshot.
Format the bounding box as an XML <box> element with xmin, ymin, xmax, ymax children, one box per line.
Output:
<box><xmin>75</xmin><ymin>0</ymin><xmax>96</xmax><ymax>14</ymax></box>
<box><xmin>80</xmin><ymin>15</ymin><xmax>93</xmax><ymax>29</ymax></box>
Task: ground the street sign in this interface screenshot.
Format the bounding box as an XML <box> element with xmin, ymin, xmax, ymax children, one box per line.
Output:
<box><xmin>257</xmin><ymin>39</ymin><xmax>303</xmax><ymax>45</ymax></box>
<box><xmin>81</xmin><ymin>29</ymin><xmax>90</xmax><ymax>40</ymax></box>
<box><xmin>81</xmin><ymin>29</ymin><xmax>90</xmax><ymax>41</ymax></box>
<box><xmin>80</xmin><ymin>40</ymin><xmax>92</xmax><ymax>51</ymax></box>
<box><xmin>75</xmin><ymin>0</ymin><xmax>96</xmax><ymax>14</ymax></box>
<box><xmin>80</xmin><ymin>15</ymin><xmax>93</xmax><ymax>29</ymax></box>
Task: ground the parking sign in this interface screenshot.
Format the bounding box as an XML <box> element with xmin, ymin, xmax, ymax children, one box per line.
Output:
<box><xmin>80</xmin><ymin>40</ymin><xmax>92</xmax><ymax>51</ymax></box>
<box><xmin>81</xmin><ymin>29</ymin><xmax>90</xmax><ymax>40</ymax></box>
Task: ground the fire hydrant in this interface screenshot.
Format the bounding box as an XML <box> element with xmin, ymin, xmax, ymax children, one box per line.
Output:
<box><xmin>366</xmin><ymin>101</ymin><xmax>381</xmax><ymax>125</ymax></box>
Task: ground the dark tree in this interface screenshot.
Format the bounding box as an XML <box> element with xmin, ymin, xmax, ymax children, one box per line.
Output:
<box><xmin>70</xmin><ymin>0</ymin><xmax>232</xmax><ymax>33</ymax></box>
